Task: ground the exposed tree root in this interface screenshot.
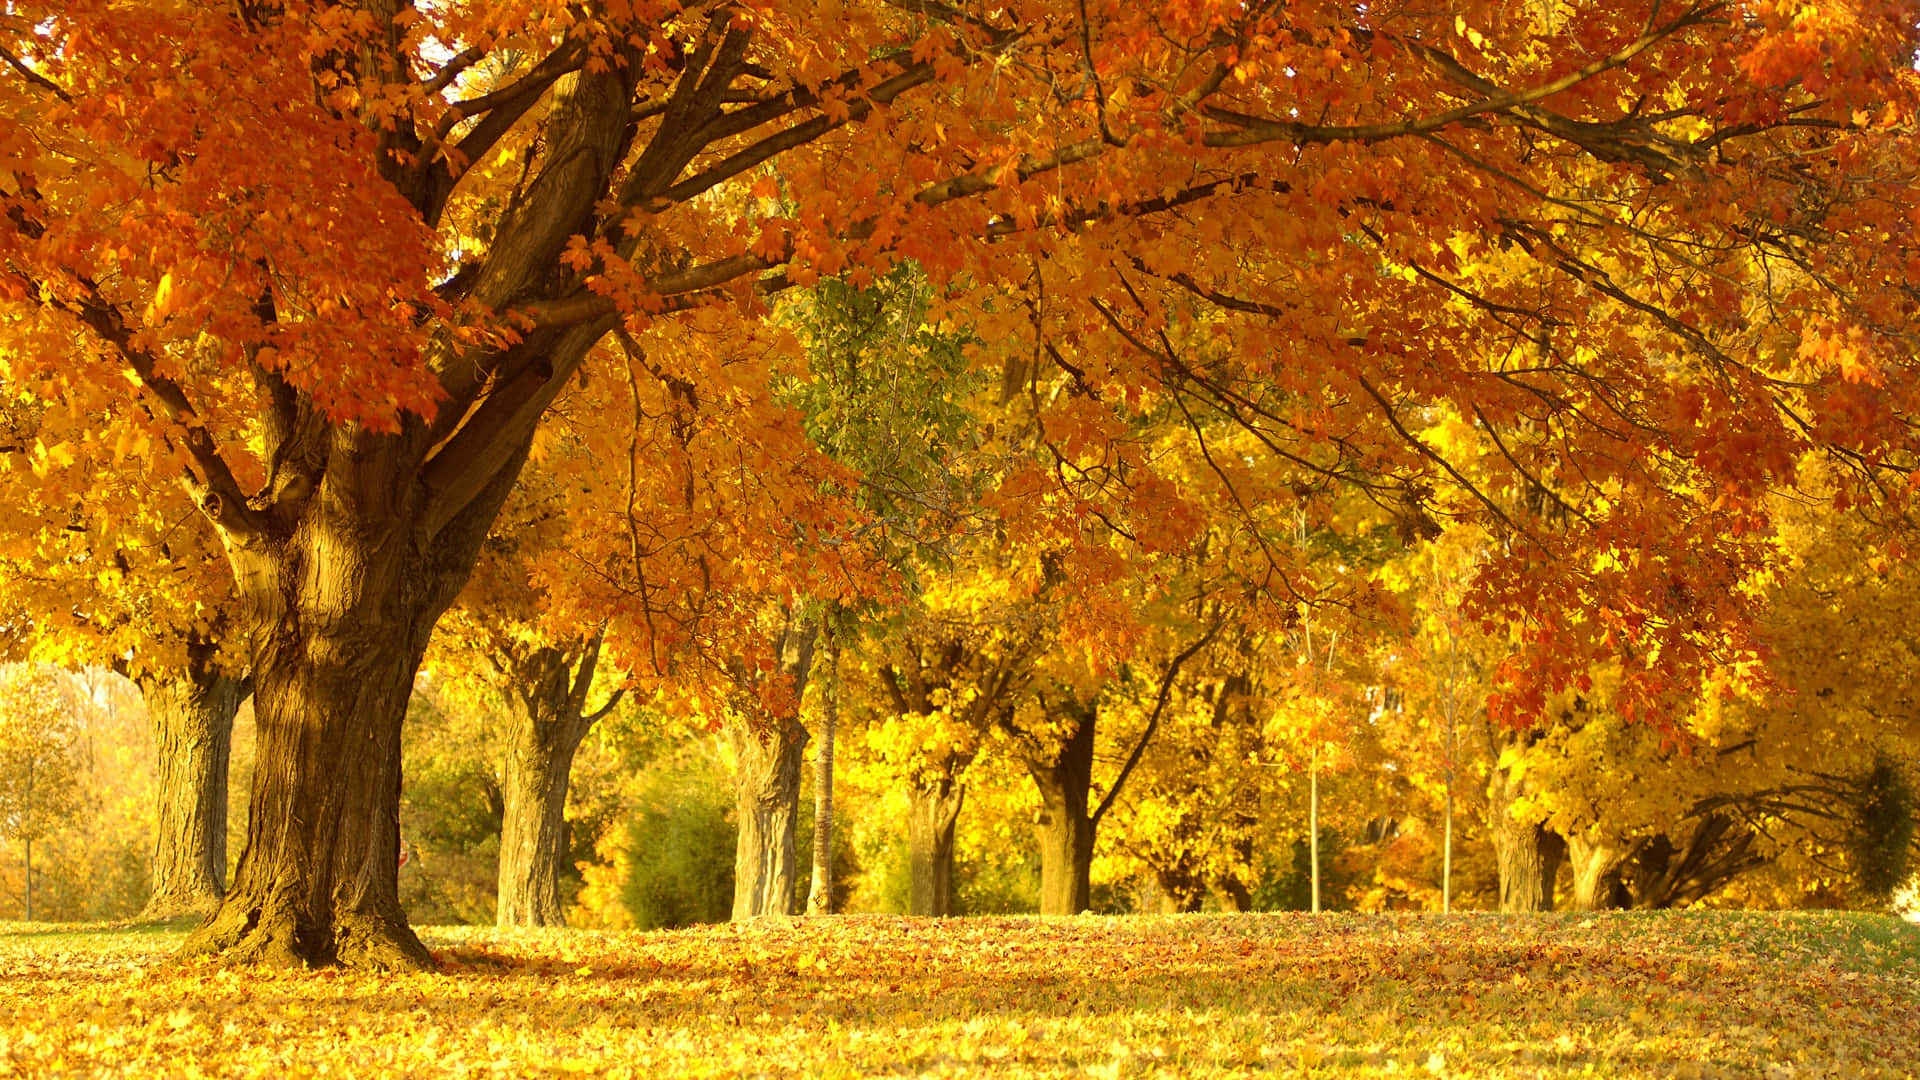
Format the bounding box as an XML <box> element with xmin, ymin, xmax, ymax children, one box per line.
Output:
<box><xmin>181</xmin><ymin>897</ymin><xmax>435</xmax><ymax>971</ymax></box>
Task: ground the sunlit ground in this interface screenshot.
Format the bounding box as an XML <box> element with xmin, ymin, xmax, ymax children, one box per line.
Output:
<box><xmin>2</xmin><ymin>911</ymin><xmax>1916</xmax><ymax>1077</ymax></box>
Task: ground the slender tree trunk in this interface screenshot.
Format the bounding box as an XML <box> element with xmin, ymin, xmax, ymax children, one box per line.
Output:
<box><xmin>729</xmin><ymin>717</ymin><xmax>808</xmax><ymax>918</ymax></box>
<box><xmin>22</xmin><ymin>835</ymin><xmax>31</xmax><ymax>922</ymax></box>
<box><xmin>139</xmin><ymin>652</ymin><xmax>246</xmax><ymax>919</ymax></box>
<box><xmin>1027</xmin><ymin>703</ymin><xmax>1096</xmax><ymax>916</ymax></box>
<box><xmin>496</xmin><ymin>635</ymin><xmax>616</xmax><ymax>928</ymax></box>
<box><xmin>1310</xmin><ymin>755</ymin><xmax>1321</xmax><ymax>914</ymax></box>
<box><xmin>906</xmin><ymin>779</ymin><xmax>963</xmax><ymax>916</ymax></box>
<box><xmin>806</xmin><ymin>631</ymin><xmax>838</xmax><ymax>916</ymax></box>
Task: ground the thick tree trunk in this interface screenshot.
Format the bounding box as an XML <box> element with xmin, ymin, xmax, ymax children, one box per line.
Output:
<box><xmin>1153</xmin><ymin>865</ymin><xmax>1206</xmax><ymax>913</ymax></box>
<box><xmin>729</xmin><ymin>717</ymin><xmax>808</xmax><ymax>918</ymax></box>
<box><xmin>727</xmin><ymin>614</ymin><xmax>818</xmax><ymax>920</ymax></box>
<box><xmin>496</xmin><ymin>742</ymin><xmax>575</xmax><ymax>927</ymax></box>
<box><xmin>1488</xmin><ymin>766</ymin><xmax>1565</xmax><ymax>913</ymax></box>
<box><xmin>496</xmin><ymin>635</ymin><xmax>614</xmax><ymax>928</ymax></box>
<box><xmin>1494</xmin><ymin>822</ymin><xmax>1566</xmax><ymax>912</ymax></box>
<box><xmin>1035</xmin><ymin>797</ymin><xmax>1095</xmax><ymax>915</ymax></box>
<box><xmin>139</xmin><ymin>654</ymin><xmax>246</xmax><ymax>919</ymax></box>
<box><xmin>1566</xmin><ymin>833</ymin><xmax>1628</xmax><ymax>911</ymax></box>
<box><xmin>906</xmin><ymin>780</ymin><xmax>963</xmax><ymax>916</ymax></box>
<box><xmin>170</xmin><ymin>52</ymin><xmax>636</xmax><ymax>967</ymax></box>
<box><xmin>1027</xmin><ymin>702</ymin><xmax>1097</xmax><ymax>916</ymax></box>
<box><xmin>185</xmin><ymin>619</ymin><xmax>432</xmax><ymax>967</ymax></box>
<box><xmin>183</xmin><ymin>436</ymin><xmax>521</xmax><ymax>969</ymax></box>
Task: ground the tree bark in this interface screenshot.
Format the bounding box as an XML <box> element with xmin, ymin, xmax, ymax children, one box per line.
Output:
<box><xmin>150</xmin><ymin>47</ymin><xmax>640</xmax><ymax>967</ymax></box>
<box><xmin>1488</xmin><ymin>765</ymin><xmax>1566</xmax><ymax>912</ymax></box>
<box><xmin>906</xmin><ymin>779</ymin><xmax>963</xmax><ymax>916</ymax></box>
<box><xmin>728</xmin><ymin>613</ymin><xmax>818</xmax><ymax>920</ymax></box>
<box><xmin>1017</xmin><ymin>635</ymin><xmax>1213</xmax><ymax>917</ymax></box>
<box><xmin>1027</xmin><ymin>697</ymin><xmax>1097</xmax><ymax>916</ymax></box>
<box><xmin>138</xmin><ymin>647</ymin><xmax>246</xmax><ymax>919</ymax></box>
<box><xmin>1153</xmin><ymin>864</ymin><xmax>1206</xmax><ymax>913</ymax></box>
<box><xmin>805</xmin><ymin>629</ymin><xmax>838</xmax><ymax>916</ymax></box>
<box><xmin>1623</xmin><ymin>815</ymin><xmax>1762</xmax><ymax>908</ymax></box>
<box><xmin>1494</xmin><ymin>821</ymin><xmax>1566</xmax><ymax>912</ymax></box>
<box><xmin>728</xmin><ymin>716</ymin><xmax>808</xmax><ymax>919</ymax></box>
<box><xmin>1566</xmin><ymin>833</ymin><xmax>1628</xmax><ymax>911</ymax></box>
<box><xmin>182</xmin><ymin>433</ymin><xmax>524</xmax><ymax>969</ymax></box>
<box><xmin>186</xmin><ymin>617</ymin><xmax>432</xmax><ymax>967</ymax></box>
<box><xmin>495</xmin><ymin>633</ymin><xmax>618</xmax><ymax>927</ymax></box>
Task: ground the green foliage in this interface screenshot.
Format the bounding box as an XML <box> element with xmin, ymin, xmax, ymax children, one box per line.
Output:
<box><xmin>399</xmin><ymin>689</ymin><xmax>503</xmax><ymax>925</ymax></box>
<box><xmin>782</xmin><ymin>268</ymin><xmax>990</xmax><ymax>574</ymax></box>
<box><xmin>1849</xmin><ymin>758</ymin><xmax>1916</xmax><ymax>904</ymax></box>
<box><xmin>956</xmin><ymin>849</ymin><xmax>1041</xmax><ymax>915</ymax></box>
<box><xmin>619</xmin><ymin>746</ymin><xmax>735</xmax><ymax>930</ymax></box>
<box><xmin>1250</xmin><ymin>829</ymin><xmax>1355</xmax><ymax>912</ymax></box>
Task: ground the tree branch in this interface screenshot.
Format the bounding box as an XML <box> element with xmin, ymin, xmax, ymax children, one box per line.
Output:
<box><xmin>1092</xmin><ymin>617</ymin><xmax>1221</xmax><ymax>826</ymax></box>
<box><xmin>0</xmin><ymin>46</ymin><xmax>73</xmax><ymax>104</ymax></box>
<box><xmin>53</xmin><ymin>286</ymin><xmax>266</xmax><ymax>544</ymax></box>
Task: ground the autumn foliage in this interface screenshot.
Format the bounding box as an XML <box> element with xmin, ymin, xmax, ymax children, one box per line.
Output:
<box><xmin>3</xmin><ymin>0</ymin><xmax>1920</xmax><ymax>978</ymax></box>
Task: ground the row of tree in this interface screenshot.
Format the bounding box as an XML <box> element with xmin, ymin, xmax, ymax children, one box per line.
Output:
<box><xmin>2</xmin><ymin>0</ymin><xmax>1919</xmax><ymax>966</ymax></box>
<box><xmin>6</xmin><ymin>455</ymin><xmax>1913</xmax><ymax>929</ymax></box>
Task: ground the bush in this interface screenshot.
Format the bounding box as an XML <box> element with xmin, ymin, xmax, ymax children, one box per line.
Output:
<box><xmin>621</xmin><ymin>746</ymin><xmax>736</xmax><ymax>930</ymax></box>
<box><xmin>1251</xmin><ymin>829</ymin><xmax>1354</xmax><ymax>912</ymax></box>
<box><xmin>1849</xmin><ymin>758</ymin><xmax>1916</xmax><ymax>905</ymax></box>
<box><xmin>398</xmin><ymin>690</ymin><xmax>504</xmax><ymax>925</ymax></box>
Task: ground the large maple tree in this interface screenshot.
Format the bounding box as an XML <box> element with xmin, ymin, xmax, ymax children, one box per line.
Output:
<box><xmin>3</xmin><ymin>0</ymin><xmax>1918</xmax><ymax>966</ymax></box>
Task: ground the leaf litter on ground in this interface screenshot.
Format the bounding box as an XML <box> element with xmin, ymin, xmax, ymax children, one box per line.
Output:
<box><xmin>1</xmin><ymin>911</ymin><xmax>1915</xmax><ymax>1078</ymax></box>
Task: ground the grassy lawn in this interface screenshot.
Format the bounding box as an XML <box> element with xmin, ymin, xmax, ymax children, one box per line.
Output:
<box><xmin>2</xmin><ymin>911</ymin><xmax>1915</xmax><ymax>1077</ymax></box>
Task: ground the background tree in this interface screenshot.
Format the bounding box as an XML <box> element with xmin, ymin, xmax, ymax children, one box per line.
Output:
<box><xmin>6</xmin><ymin>0</ymin><xmax>1920</xmax><ymax>966</ymax></box>
<box><xmin>723</xmin><ymin>606</ymin><xmax>820</xmax><ymax>919</ymax></box>
<box><xmin>427</xmin><ymin>456</ymin><xmax>629</xmax><ymax>928</ymax></box>
<box><xmin>805</xmin><ymin>625</ymin><xmax>840</xmax><ymax>916</ymax></box>
<box><xmin>0</xmin><ymin>414</ymin><xmax>248</xmax><ymax>918</ymax></box>
<box><xmin>1099</xmin><ymin>668</ymin><xmax>1267</xmax><ymax>912</ymax></box>
<box><xmin>782</xmin><ymin>268</ymin><xmax>998</xmax><ymax>916</ymax></box>
<box><xmin>0</xmin><ymin>664</ymin><xmax>86</xmax><ymax>920</ymax></box>
<box><xmin>863</xmin><ymin>611</ymin><xmax>1036</xmax><ymax>915</ymax></box>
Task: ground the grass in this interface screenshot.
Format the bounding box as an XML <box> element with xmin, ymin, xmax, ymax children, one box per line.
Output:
<box><xmin>2</xmin><ymin>911</ymin><xmax>1916</xmax><ymax>1077</ymax></box>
